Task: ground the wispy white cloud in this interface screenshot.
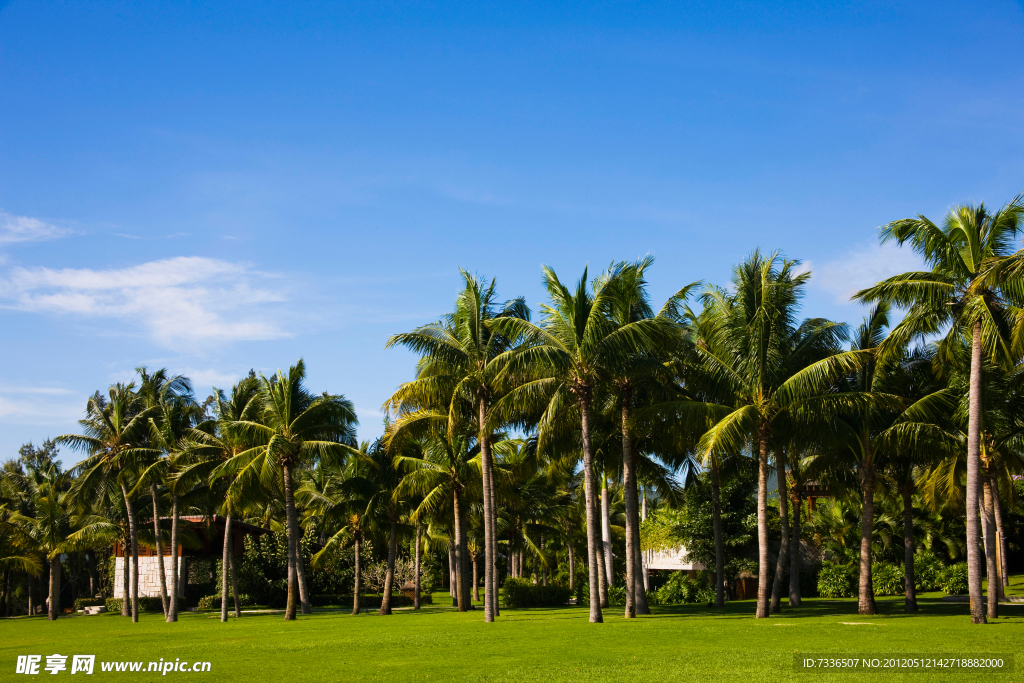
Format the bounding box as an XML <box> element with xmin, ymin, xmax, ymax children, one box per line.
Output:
<box><xmin>812</xmin><ymin>242</ymin><xmax>925</xmax><ymax>304</ymax></box>
<box><xmin>0</xmin><ymin>256</ymin><xmax>291</xmax><ymax>346</ymax></box>
<box><xmin>0</xmin><ymin>211</ymin><xmax>73</xmax><ymax>245</ymax></box>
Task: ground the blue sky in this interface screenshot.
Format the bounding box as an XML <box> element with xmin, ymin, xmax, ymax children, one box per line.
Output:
<box><xmin>2</xmin><ymin>0</ymin><xmax>1023</xmax><ymax>461</ymax></box>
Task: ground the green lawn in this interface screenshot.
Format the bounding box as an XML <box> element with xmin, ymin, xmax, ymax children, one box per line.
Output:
<box><xmin>4</xmin><ymin>595</ymin><xmax>1023</xmax><ymax>682</ymax></box>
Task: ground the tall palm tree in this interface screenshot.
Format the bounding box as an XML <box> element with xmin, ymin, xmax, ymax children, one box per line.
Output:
<box><xmin>59</xmin><ymin>384</ymin><xmax>156</xmax><ymax>622</ymax></box>
<box><xmin>660</xmin><ymin>251</ymin><xmax>869</xmax><ymax>618</ymax></box>
<box><xmin>192</xmin><ymin>376</ymin><xmax>262</xmax><ymax>622</ymax></box>
<box><xmin>385</xmin><ymin>270</ymin><xmax>528</xmax><ymax>622</ymax></box>
<box><xmin>855</xmin><ymin>194</ymin><xmax>1024</xmax><ymax>623</ymax></box>
<box><xmin>27</xmin><ymin>464</ymin><xmax>73</xmax><ymax>620</ymax></box>
<box><xmin>492</xmin><ymin>263</ymin><xmax>677</xmax><ymax>623</ymax></box>
<box><xmin>225</xmin><ymin>360</ymin><xmax>358</xmax><ymax>620</ymax></box>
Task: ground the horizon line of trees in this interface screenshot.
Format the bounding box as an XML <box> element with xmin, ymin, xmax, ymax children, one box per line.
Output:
<box><xmin>2</xmin><ymin>193</ymin><xmax>1023</xmax><ymax>626</ymax></box>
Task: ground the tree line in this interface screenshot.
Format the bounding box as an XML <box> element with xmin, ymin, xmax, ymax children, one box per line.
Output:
<box><xmin>1</xmin><ymin>193</ymin><xmax>1022</xmax><ymax>626</ymax></box>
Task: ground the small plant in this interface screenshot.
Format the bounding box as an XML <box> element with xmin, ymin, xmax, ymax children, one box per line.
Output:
<box><xmin>871</xmin><ymin>562</ymin><xmax>904</xmax><ymax>596</ymax></box>
<box><xmin>816</xmin><ymin>562</ymin><xmax>853</xmax><ymax>598</ymax></box>
<box><xmin>913</xmin><ymin>550</ymin><xmax>945</xmax><ymax>592</ymax></box>
<box><xmin>938</xmin><ymin>562</ymin><xmax>969</xmax><ymax>595</ymax></box>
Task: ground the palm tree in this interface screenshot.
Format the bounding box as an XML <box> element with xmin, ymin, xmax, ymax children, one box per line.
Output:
<box><xmin>58</xmin><ymin>384</ymin><xmax>156</xmax><ymax>622</ymax></box>
<box><xmin>855</xmin><ymin>194</ymin><xmax>1024</xmax><ymax>623</ymax></box>
<box><xmin>26</xmin><ymin>464</ymin><xmax>73</xmax><ymax>620</ymax></box>
<box><xmin>192</xmin><ymin>376</ymin><xmax>262</xmax><ymax>622</ymax></box>
<box><xmin>225</xmin><ymin>360</ymin><xmax>358</xmax><ymax>620</ymax></box>
<box><xmin>492</xmin><ymin>263</ymin><xmax>677</xmax><ymax>623</ymax></box>
<box><xmin>385</xmin><ymin>270</ymin><xmax>528</xmax><ymax>622</ymax></box>
<box><xmin>660</xmin><ymin>251</ymin><xmax>870</xmax><ymax>618</ymax></box>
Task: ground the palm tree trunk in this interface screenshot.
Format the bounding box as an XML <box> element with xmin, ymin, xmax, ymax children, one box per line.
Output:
<box><xmin>121</xmin><ymin>482</ymin><xmax>140</xmax><ymax>623</ymax></box>
<box><xmin>857</xmin><ymin>454</ymin><xmax>877</xmax><ymax>615</ymax></box>
<box><xmin>48</xmin><ymin>556</ymin><xmax>60</xmax><ymax>621</ymax></box>
<box><xmin>992</xmin><ymin>482</ymin><xmax>1009</xmax><ymax>591</ymax></box>
<box><xmin>966</xmin><ymin>319</ymin><xmax>986</xmax><ymax>624</ymax></box>
<box><xmin>488</xmin><ymin>453</ymin><xmax>500</xmax><ymax>617</ymax></box>
<box><xmin>27</xmin><ymin>572</ymin><xmax>33</xmax><ymax>617</ymax></box>
<box><xmin>755</xmin><ymin>425</ymin><xmax>770</xmax><ymax>619</ymax></box>
<box><xmin>595</xmin><ymin>507</ymin><xmax>608</xmax><ymax>607</ymax></box>
<box><xmin>710</xmin><ymin>462</ymin><xmax>724</xmax><ymax>608</ymax></box>
<box><xmin>230</xmin><ymin>546</ymin><xmax>241</xmax><ymax>618</ymax></box>
<box><xmin>981</xmin><ymin>471</ymin><xmax>998</xmax><ymax>619</ymax></box>
<box><xmin>453</xmin><ymin>488</ymin><xmax>468</xmax><ymax>611</ymax></box>
<box><xmin>789</xmin><ymin>485</ymin><xmax>801</xmax><ymax>607</ymax></box>
<box><xmin>601</xmin><ymin>471</ymin><xmax>614</xmax><ymax>589</ymax></box>
<box><xmin>770</xmin><ymin>453</ymin><xmax>790</xmax><ymax>613</ymax></box>
<box><xmin>633</xmin><ymin>529</ymin><xmax>650</xmax><ymax>614</ymax></box>
<box><xmin>221</xmin><ymin>512</ymin><xmax>233</xmax><ymax>622</ymax></box>
<box><xmin>448</xmin><ymin>541</ymin><xmax>457</xmax><ymax>605</ymax></box>
<box><xmin>579</xmin><ymin>396</ymin><xmax>604</xmax><ymax>623</ymax></box>
<box><xmin>472</xmin><ymin>551</ymin><xmax>480</xmax><ymax>602</ymax></box>
<box><xmin>566</xmin><ymin>526</ymin><xmax>575</xmax><ymax>591</ymax></box>
<box><xmin>477</xmin><ymin>396</ymin><xmax>496</xmax><ymax>622</ymax></box>
<box><xmin>352</xmin><ymin>534</ymin><xmax>361</xmax><ymax>615</ymax></box>
<box><xmin>283</xmin><ymin>464</ymin><xmax>301</xmax><ymax>621</ymax></box>
<box><xmin>380</xmin><ymin>520</ymin><xmax>398</xmax><ymax>615</ymax></box>
<box><xmin>150</xmin><ymin>482</ymin><xmax>169</xmax><ymax>619</ymax></box>
<box><xmin>87</xmin><ymin>551</ymin><xmax>97</xmax><ymax>597</ymax></box>
<box><xmin>902</xmin><ymin>488</ymin><xmax>917</xmax><ymax>613</ymax></box>
<box><xmin>168</xmin><ymin>494</ymin><xmax>179</xmax><ymax>622</ymax></box>
<box><xmin>121</xmin><ymin>533</ymin><xmax>130</xmax><ymax>617</ymax></box>
<box><xmin>620</xmin><ymin>392</ymin><xmax>641</xmax><ymax>618</ymax></box>
<box><xmin>414</xmin><ymin>525</ymin><xmax>421</xmax><ymax>610</ymax></box>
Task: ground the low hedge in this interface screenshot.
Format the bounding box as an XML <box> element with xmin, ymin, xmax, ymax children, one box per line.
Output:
<box><xmin>105</xmin><ymin>597</ymin><xmax>184</xmax><ymax>613</ymax></box>
<box><xmin>197</xmin><ymin>594</ymin><xmax>255</xmax><ymax>610</ymax></box>
<box><xmin>74</xmin><ymin>598</ymin><xmax>105</xmax><ymax>611</ymax></box>
<box><xmin>502</xmin><ymin>578</ymin><xmax>572</xmax><ymax>608</ymax></box>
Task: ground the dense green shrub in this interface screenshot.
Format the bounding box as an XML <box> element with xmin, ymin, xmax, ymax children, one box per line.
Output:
<box><xmin>502</xmin><ymin>578</ymin><xmax>572</xmax><ymax>608</ymax></box>
<box><xmin>74</xmin><ymin>597</ymin><xmax>105</xmax><ymax>611</ymax></box>
<box><xmin>871</xmin><ymin>562</ymin><xmax>905</xmax><ymax>596</ymax></box>
<box><xmin>197</xmin><ymin>594</ymin><xmax>255</xmax><ymax>610</ymax></box>
<box><xmin>654</xmin><ymin>572</ymin><xmax>715</xmax><ymax>604</ymax></box>
<box><xmin>607</xmin><ymin>585</ymin><xmax>626</xmax><ymax>605</ymax></box>
<box><xmin>817</xmin><ymin>562</ymin><xmax>853</xmax><ymax>598</ymax></box>
<box><xmin>913</xmin><ymin>551</ymin><xmax>945</xmax><ymax>592</ymax></box>
<box><xmin>105</xmin><ymin>597</ymin><xmax>183</xmax><ymax>613</ymax></box>
<box><xmin>938</xmin><ymin>562</ymin><xmax>969</xmax><ymax>595</ymax></box>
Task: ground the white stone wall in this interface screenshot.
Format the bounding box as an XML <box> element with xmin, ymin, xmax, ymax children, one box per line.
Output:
<box><xmin>114</xmin><ymin>556</ymin><xmax>186</xmax><ymax>598</ymax></box>
<box><xmin>644</xmin><ymin>545</ymin><xmax>704</xmax><ymax>571</ymax></box>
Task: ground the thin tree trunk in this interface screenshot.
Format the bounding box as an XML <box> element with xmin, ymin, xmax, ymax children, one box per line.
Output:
<box><xmin>448</xmin><ymin>541</ymin><xmax>458</xmax><ymax>606</ymax></box>
<box><xmin>711</xmin><ymin>462</ymin><xmax>724</xmax><ymax>608</ymax></box>
<box><xmin>621</xmin><ymin>393</ymin><xmax>640</xmax><ymax>619</ymax></box>
<box><xmin>755</xmin><ymin>425</ymin><xmax>770</xmax><ymax>619</ymax></box>
<box><xmin>87</xmin><ymin>550</ymin><xmax>97</xmax><ymax>597</ymax></box>
<box><xmin>168</xmin><ymin>495</ymin><xmax>179</xmax><ymax>622</ymax></box>
<box><xmin>414</xmin><ymin>526</ymin><xmax>421</xmax><ymax>609</ymax></box>
<box><xmin>601</xmin><ymin>471</ymin><xmax>614</xmax><ymax>588</ymax></box>
<box><xmin>771</xmin><ymin>452</ymin><xmax>790</xmax><ymax>613</ymax></box>
<box><xmin>48</xmin><ymin>556</ymin><xmax>60</xmax><ymax>621</ymax></box>
<box><xmin>966</xmin><ymin>319</ymin><xmax>986</xmax><ymax>624</ymax></box>
<box><xmin>231</xmin><ymin>545</ymin><xmax>241</xmax><ymax>618</ymax></box>
<box><xmin>352</xmin><ymin>535</ymin><xmax>361</xmax><ymax>615</ymax></box>
<box><xmin>380</xmin><ymin>520</ymin><xmax>397</xmax><ymax>615</ymax></box>
<box><xmin>478</xmin><ymin>396</ymin><xmax>496</xmax><ymax>622</ymax></box>
<box><xmin>981</xmin><ymin>471</ymin><xmax>998</xmax><ymax>619</ymax></box>
<box><xmin>580</xmin><ymin>397</ymin><xmax>604</xmax><ymax>623</ymax></box>
<box><xmin>992</xmin><ymin>482</ymin><xmax>1009</xmax><ymax>590</ymax></box>
<box><xmin>595</xmin><ymin>501</ymin><xmax>608</xmax><ymax>607</ymax></box>
<box><xmin>565</xmin><ymin>526</ymin><xmax>574</xmax><ymax>591</ymax></box>
<box><xmin>789</xmin><ymin>485</ymin><xmax>801</xmax><ymax>607</ymax></box>
<box><xmin>858</xmin><ymin>457</ymin><xmax>877</xmax><ymax>616</ymax></box>
<box><xmin>472</xmin><ymin>551</ymin><xmax>480</xmax><ymax>602</ymax></box>
<box><xmin>151</xmin><ymin>482</ymin><xmax>169</xmax><ymax>619</ymax></box>
<box><xmin>121</xmin><ymin>534</ymin><xmax>130</xmax><ymax>617</ymax></box>
<box><xmin>283</xmin><ymin>464</ymin><xmax>301</xmax><ymax>621</ymax></box>
<box><xmin>453</xmin><ymin>488</ymin><xmax>469</xmax><ymax>611</ymax></box>
<box><xmin>488</xmin><ymin>451</ymin><xmax>500</xmax><ymax>617</ymax></box>
<box><xmin>221</xmin><ymin>512</ymin><xmax>233</xmax><ymax>622</ymax></box>
<box><xmin>121</xmin><ymin>482</ymin><xmax>140</xmax><ymax>623</ymax></box>
<box><xmin>27</xmin><ymin>572</ymin><xmax>33</xmax><ymax>617</ymax></box>
<box><xmin>902</xmin><ymin>488</ymin><xmax>917</xmax><ymax>613</ymax></box>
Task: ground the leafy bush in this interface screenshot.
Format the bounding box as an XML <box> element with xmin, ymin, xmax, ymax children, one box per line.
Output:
<box><xmin>197</xmin><ymin>594</ymin><xmax>255</xmax><ymax>610</ymax></box>
<box><xmin>817</xmin><ymin>562</ymin><xmax>853</xmax><ymax>598</ymax></box>
<box><xmin>74</xmin><ymin>598</ymin><xmax>105</xmax><ymax>611</ymax></box>
<box><xmin>913</xmin><ymin>551</ymin><xmax>945</xmax><ymax>592</ymax></box>
<box><xmin>105</xmin><ymin>597</ymin><xmax>183</xmax><ymax>613</ymax></box>
<box><xmin>871</xmin><ymin>562</ymin><xmax>905</xmax><ymax>596</ymax></box>
<box><xmin>938</xmin><ymin>562</ymin><xmax>969</xmax><ymax>595</ymax></box>
<box><xmin>607</xmin><ymin>585</ymin><xmax>626</xmax><ymax>606</ymax></box>
<box><xmin>655</xmin><ymin>572</ymin><xmax>713</xmax><ymax>604</ymax></box>
<box><xmin>502</xmin><ymin>578</ymin><xmax>572</xmax><ymax>608</ymax></box>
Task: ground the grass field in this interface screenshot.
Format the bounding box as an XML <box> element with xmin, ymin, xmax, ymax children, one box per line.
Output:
<box><xmin>4</xmin><ymin>591</ymin><xmax>1023</xmax><ymax>682</ymax></box>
